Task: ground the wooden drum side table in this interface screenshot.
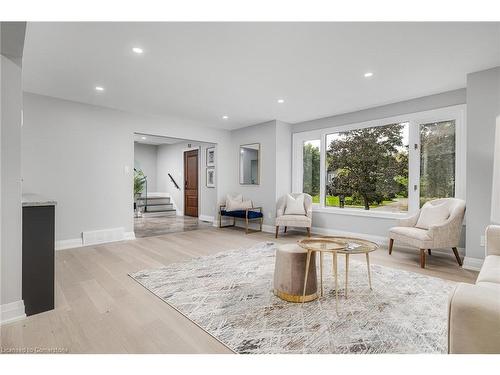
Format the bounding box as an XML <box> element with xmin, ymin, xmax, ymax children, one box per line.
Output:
<box><xmin>273</xmin><ymin>243</ymin><xmax>318</xmax><ymax>303</ymax></box>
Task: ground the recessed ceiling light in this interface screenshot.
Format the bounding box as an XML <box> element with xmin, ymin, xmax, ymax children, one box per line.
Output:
<box><xmin>132</xmin><ymin>47</ymin><xmax>144</xmax><ymax>54</ymax></box>
<box><xmin>364</xmin><ymin>72</ymin><xmax>374</xmax><ymax>78</ymax></box>
<box><xmin>141</xmin><ymin>136</ymin><xmax>147</xmax><ymax>140</ymax></box>
<box><xmin>222</xmin><ymin>115</ymin><xmax>229</xmax><ymax>120</ymax></box>
<box><xmin>95</xmin><ymin>86</ymin><xmax>104</xmax><ymax>92</ymax></box>
<box><xmin>277</xmin><ymin>99</ymin><xmax>285</xmax><ymax>104</ymax></box>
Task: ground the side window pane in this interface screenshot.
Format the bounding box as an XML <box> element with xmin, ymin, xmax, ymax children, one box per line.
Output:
<box><xmin>303</xmin><ymin>140</ymin><xmax>320</xmax><ymax>203</ymax></box>
<box><xmin>325</xmin><ymin>123</ymin><xmax>409</xmax><ymax>211</ymax></box>
<box><xmin>420</xmin><ymin>120</ymin><xmax>456</xmax><ymax>207</ymax></box>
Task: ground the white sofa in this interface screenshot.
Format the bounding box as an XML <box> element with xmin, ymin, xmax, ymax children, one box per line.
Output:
<box><xmin>448</xmin><ymin>225</ymin><xmax>500</xmax><ymax>353</ymax></box>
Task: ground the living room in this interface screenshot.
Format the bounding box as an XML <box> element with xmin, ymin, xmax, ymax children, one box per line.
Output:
<box><xmin>1</xmin><ymin>1</ymin><xmax>500</xmax><ymax>373</ymax></box>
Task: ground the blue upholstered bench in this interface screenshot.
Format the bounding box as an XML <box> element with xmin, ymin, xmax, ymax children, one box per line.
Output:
<box><xmin>218</xmin><ymin>206</ymin><xmax>263</xmax><ymax>234</ymax></box>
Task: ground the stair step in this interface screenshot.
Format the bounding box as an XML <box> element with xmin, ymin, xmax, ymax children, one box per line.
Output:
<box><xmin>137</xmin><ymin>202</ymin><xmax>173</xmax><ymax>208</ymax></box>
<box><xmin>136</xmin><ymin>197</ymin><xmax>170</xmax><ymax>205</ymax></box>
<box><xmin>145</xmin><ymin>206</ymin><xmax>175</xmax><ymax>213</ymax></box>
<box><xmin>141</xmin><ymin>210</ymin><xmax>177</xmax><ymax>218</ymax></box>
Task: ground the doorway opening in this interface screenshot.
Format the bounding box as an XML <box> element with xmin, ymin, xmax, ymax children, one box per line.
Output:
<box><xmin>133</xmin><ymin>133</ymin><xmax>216</xmax><ymax>238</ymax></box>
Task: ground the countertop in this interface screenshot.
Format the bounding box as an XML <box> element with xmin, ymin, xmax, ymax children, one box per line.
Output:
<box><xmin>22</xmin><ymin>193</ymin><xmax>57</xmax><ymax>207</ymax></box>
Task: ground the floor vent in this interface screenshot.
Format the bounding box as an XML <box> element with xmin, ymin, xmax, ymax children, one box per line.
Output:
<box><xmin>82</xmin><ymin>227</ymin><xmax>125</xmax><ymax>246</ymax></box>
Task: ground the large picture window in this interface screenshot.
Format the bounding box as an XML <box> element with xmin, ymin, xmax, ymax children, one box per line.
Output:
<box><xmin>292</xmin><ymin>106</ymin><xmax>465</xmax><ymax>217</ymax></box>
<box><xmin>420</xmin><ymin>120</ymin><xmax>456</xmax><ymax>207</ymax></box>
<box><xmin>325</xmin><ymin>122</ymin><xmax>409</xmax><ymax>212</ymax></box>
<box><xmin>302</xmin><ymin>140</ymin><xmax>320</xmax><ymax>203</ymax></box>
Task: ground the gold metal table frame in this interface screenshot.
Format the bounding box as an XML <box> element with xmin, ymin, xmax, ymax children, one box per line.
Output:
<box><xmin>297</xmin><ymin>237</ymin><xmax>378</xmax><ymax>312</ymax></box>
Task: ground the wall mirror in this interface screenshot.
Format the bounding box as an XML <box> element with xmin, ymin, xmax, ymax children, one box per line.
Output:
<box><xmin>239</xmin><ymin>143</ymin><xmax>260</xmax><ymax>185</ymax></box>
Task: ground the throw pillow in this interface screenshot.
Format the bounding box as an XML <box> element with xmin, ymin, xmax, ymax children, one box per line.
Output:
<box><xmin>225</xmin><ymin>194</ymin><xmax>242</xmax><ymax>211</ymax></box>
<box><xmin>240</xmin><ymin>200</ymin><xmax>253</xmax><ymax>210</ymax></box>
<box><xmin>284</xmin><ymin>194</ymin><xmax>306</xmax><ymax>215</ymax></box>
<box><xmin>416</xmin><ymin>202</ymin><xmax>450</xmax><ymax>230</ymax></box>
<box><xmin>226</xmin><ymin>194</ymin><xmax>253</xmax><ymax>211</ymax></box>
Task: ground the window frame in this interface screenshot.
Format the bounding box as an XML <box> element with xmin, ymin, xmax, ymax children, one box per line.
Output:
<box><xmin>292</xmin><ymin>105</ymin><xmax>466</xmax><ymax>218</ymax></box>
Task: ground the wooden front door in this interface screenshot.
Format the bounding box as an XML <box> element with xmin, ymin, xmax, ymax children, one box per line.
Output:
<box><xmin>184</xmin><ymin>149</ymin><xmax>199</xmax><ymax>217</ymax></box>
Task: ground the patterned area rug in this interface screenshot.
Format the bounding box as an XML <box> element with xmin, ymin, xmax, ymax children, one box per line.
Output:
<box><xmin>130</xmin><ymin>242</ymin><xmax>455</xmax><ymax>354</ymax></box>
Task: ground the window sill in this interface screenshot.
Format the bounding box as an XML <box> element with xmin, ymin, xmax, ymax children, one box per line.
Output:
<box><xmin>312</xmin><ymin>206</ymin><xmax>408</xmax><ymax>220</ymax></box>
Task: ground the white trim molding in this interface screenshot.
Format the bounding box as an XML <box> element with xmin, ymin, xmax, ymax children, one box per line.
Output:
<box><xmin>55</xmin><ymin>238</ymin><xmax>83</xmax><ymax>250</ymax></box>
<box><xmin>56</xmin><ymin>230</ymin><xmax>136</xmax><ymax>251</ymax></box>
<box><xmin>199</xmin><ymin>215</ymin><xmax>214</xmax><ymax>223</ymax></box>
<box><xmin>463</xmin><ymin>256</ymin><xmax>484</xmax><ymax>271</ymax></box>
<box><xmin>82</xmin><ymin>227</ymin><xmax>126</xmax><ymax>246</ymax></box>
<box><xmin>312</xmin><ymin>206</ymin><xmax>405</xmax><ymax>220</ymax></box>
<box><xmin>124</xmin><ymin>231</ymin><xmax>136</xmax><ymax>241</ymax></box>
<box><xmin>0</xmin><ymin>300</ymin><xmax>26</xmax><ymax>325</ymax></box>
<box><xmin>311</xmin><ymin>226</ymin><xmax>387</xmax><ymax>245</ymax></box>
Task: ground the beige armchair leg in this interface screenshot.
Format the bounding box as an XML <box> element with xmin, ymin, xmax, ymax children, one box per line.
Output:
<box><xmin>452</xmin><ymin>247</ymin><xmax>463</xmax><ymax>266</ymax></box>
<box><xmin>275</xmin><ymin>226</ymin><xmax>279</xmax><ymax>239</ymax></box>
<box><xmin>388</xmin><ymin>238</ymin><xmax>394</xmax><ymax>255</ymax></box>
<box><xmin>420</xmin><ymin>249</ymin><xmax>426</xmax><ymax>268</ymax></box>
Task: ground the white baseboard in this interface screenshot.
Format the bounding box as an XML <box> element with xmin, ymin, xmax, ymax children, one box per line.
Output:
<box><xmin>125</xmin><ymin>231</ymin><xmax>136</xmax><ymax>240</ymax></box>
<box><xmin>0</xmin><ymin>300</ymin><xmax>26</xmax><ymax>325</ymax></box>
<box><xmin>56</xmin><ymin>237</ymin><xmax>83</xmax><ymax>250</ymax></box>
<box><xmin>463</xmin><ymin>256</ymin><xmax>484</xmax><ymax>271</ymax></box>
<box><xmin>262</xmin><ymin>224</ymin><xmax>275</xmax><ymax>233</ymax></box>
<box><xmin>199</xmin><ymin>215</ymin><xmax>214</xmax><ymax>223</ymax></box>
<box><xmin>82</xmin><ymin>227</ymin><xmax>126</xmax><ymax>246</ymax></box>
<box><xmin>56</xmin><ymin>230</ymin><xmax>136</xmax><ymax>250</ymax></box>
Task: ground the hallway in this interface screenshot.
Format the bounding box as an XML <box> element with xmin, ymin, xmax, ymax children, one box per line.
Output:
<box><xmin>134</xmin><ymin>215</ymin><xmax>213</xmax><ymax>238</ymax></box>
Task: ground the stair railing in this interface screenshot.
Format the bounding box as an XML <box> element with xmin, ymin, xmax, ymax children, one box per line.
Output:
<box><xmin>168</xmin><ymin>173</ymin><xmax>180</xmax><ymax>189</ymax></box>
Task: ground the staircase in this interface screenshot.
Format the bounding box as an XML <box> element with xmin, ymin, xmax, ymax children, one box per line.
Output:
<box><xmin>136</xmin><ymin>193</ymin><xmax>176</xmax><ymax>217</ymax></box>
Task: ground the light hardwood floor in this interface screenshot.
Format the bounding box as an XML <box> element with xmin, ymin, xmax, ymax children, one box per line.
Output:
<box><xmin>0</xmin><ymin>227</ymin><xmax>478</xmax><ymax>353</ymax></box>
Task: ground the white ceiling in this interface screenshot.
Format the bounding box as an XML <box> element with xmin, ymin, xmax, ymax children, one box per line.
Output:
<box><xmin>23</xmin><ymin>22</ymin><xmax>500</xmax><ymax>130</ymax></box>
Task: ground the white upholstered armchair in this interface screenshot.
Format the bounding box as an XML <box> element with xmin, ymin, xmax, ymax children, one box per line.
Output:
<box><xmin>388</xmin><ymin>198</ymin><xmax>466</xmax><ymax>268</ymax></box>
<box><xmin>275</xmin><ymin>193</ymin><xmax>313</xmax><ymax>238</ymax></box>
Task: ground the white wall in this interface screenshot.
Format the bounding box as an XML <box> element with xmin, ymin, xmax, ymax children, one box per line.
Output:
<box><xmin>198</xmin><ymin>143</ymin><xmax>218</xmax><ymax>219</ymax></box>
<box><xmin>229</xmin><ymin>120</ymin><xmax>277</xmax><ymax>225</ymax></box>
<box><xmin>156</xmin><ymin>141</ymin><xmax>216</xmax><ymax>219</ymax></box>
<box><xmin>156</xmin><ymin>143</ymin><xmax>183</xmax><ymax>211</ymax></box>
<box><xmin>223</xmin><ymin>119</ymin><xmax>293</xmax><ymax>228</ymax></box>
<box><xmin>1</xmin><ymin>55</ymin><xmax>24</xmax><ymax>321</ymax></box>
<box><xmin>22</xmin><ymin>93</ymin><xmax>232</xmax><ymax>242</ymax></box>
<box><xmin>133</xmin><ymin>142</ymin><xmax>158</xmax><ymax>193</ymax></box>
<box><xmin>275</xmin><ymin>120</ymin><xmax>292</xmax><ymax>200</ymax></box>
<box><xmin>465</xmin><ymin>66</ymin><xmax>500</xmax><ymax>265</ymax></box>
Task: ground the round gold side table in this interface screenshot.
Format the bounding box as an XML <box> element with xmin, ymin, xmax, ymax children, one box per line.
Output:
<box><xmin>297</xmin><ymin>237</ymin><xmax>378</xmax><ymax>312</ymax></box>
